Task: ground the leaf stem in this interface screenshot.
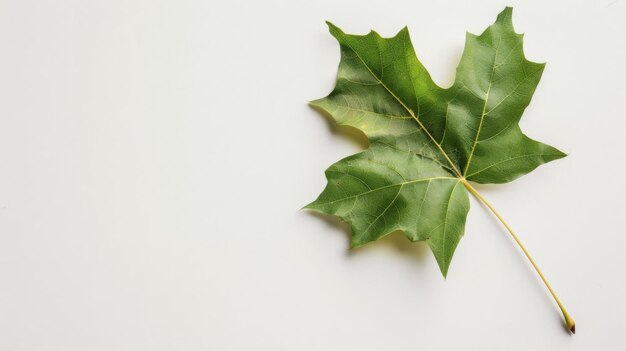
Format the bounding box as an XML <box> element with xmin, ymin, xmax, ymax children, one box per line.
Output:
<box><xmin>461</xmin><ymin>179</ymin><xmax>575</xmax><ymax>334</ymax></box>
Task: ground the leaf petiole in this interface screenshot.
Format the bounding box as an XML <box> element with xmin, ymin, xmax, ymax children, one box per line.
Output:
<box><xmin>461</xmin><ymin>179</ymin><xmax>575</xmax><ymax>334</ymax></box>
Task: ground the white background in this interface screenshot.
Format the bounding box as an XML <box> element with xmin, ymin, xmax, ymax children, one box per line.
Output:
<box><xmin>0</xmin><ymin>0</ymin><xmax>624</xmax><ymax>350</ymax></box>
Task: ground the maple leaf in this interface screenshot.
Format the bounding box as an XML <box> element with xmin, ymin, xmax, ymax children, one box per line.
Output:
<box><xmin>306</xmin><ymin>7</ymin><xmax>575</xmax><ymax>333</ymax></box>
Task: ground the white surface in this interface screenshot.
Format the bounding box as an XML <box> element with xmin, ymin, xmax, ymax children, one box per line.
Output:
<box><xmin>0</xmin><ymin>0</ymin><xmax>624</xmax><ymax>350</ymax></box>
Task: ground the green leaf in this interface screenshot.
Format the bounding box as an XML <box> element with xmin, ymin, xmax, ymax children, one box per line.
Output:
<box><xmin>307</xmin><ymin>7</ymin><xmax>565</xmax><ymax>276</ymax></box>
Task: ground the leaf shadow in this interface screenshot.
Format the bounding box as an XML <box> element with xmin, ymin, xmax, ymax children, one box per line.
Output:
<box><xmin>309</xmin><ymin>103</ymin><xmax>369</xmax><ymax>149</ymax></box>
<box><xmin>307</xmin><ymin>211</ymin><xmax>430</xmax><ymax>264</ymax></box>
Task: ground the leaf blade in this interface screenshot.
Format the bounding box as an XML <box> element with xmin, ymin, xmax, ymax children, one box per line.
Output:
<box><xmin>308</xmin><ymin>7</ymin><xmax>565</xmax><ymax>276</ymax></box>
<box><xmin>306</xmin><ymin>142</ymin><xmax>469</xmax><ymax>275</ymax></box>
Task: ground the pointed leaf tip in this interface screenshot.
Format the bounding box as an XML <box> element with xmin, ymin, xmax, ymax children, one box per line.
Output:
<box><xmin>368</xmin><ymin>29</ymin><xmax>381</xmax><ymax>38</ymax></box>
<box><xmin>325</xmin><ymin>21</ymin><xmax>343</xmax><ymax>37</ymax></box>
<box><xmin>496</xmin><ymin>6</ymin><xmax>514</xmax><ymax>26</ymax></box>
<box><xmin>394</xmin><ymin>26</ymin><xmax>410</xmax><ymax>40</ymax></box>
<box><xmin>350</xmin><ymin>239</ymin><xmax>363</xmax><ymax>250</ymax></box>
